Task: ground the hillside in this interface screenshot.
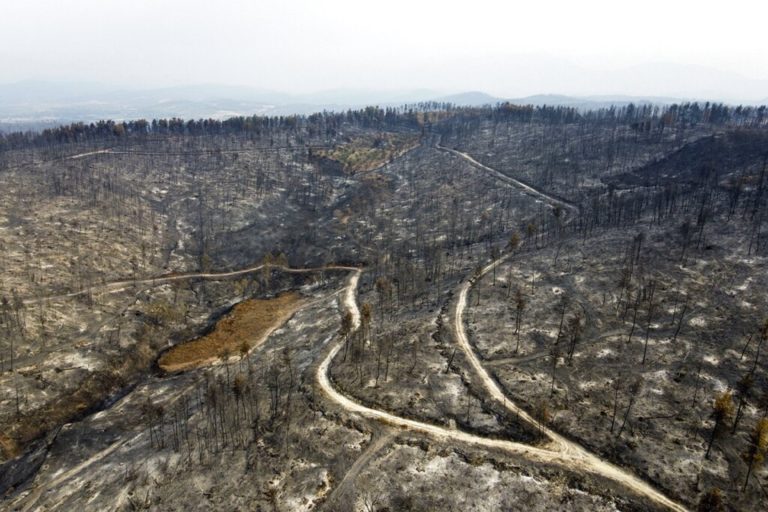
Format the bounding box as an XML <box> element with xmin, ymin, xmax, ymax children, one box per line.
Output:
<box><xmin>0</xmin><ymin>102</ymin><xmax>766</xmax><ymax>511</ymax></box>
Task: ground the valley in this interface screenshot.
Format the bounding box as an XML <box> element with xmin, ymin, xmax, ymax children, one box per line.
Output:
<box><xmin>0</xmin><ymin>103</ymin><xmax>766</xmax><ymax>511</ymax></box>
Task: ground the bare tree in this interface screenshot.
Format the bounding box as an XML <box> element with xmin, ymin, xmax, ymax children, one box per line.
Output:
<box><xmin>340</xmin><ymin>311</ymin><xmax>354</xmax><ymax>363</ymax></box>
<box><xmin>610</xmin><ymin>378</ymin><xmax>621</xmax><ymax>433</ymax></box>
<box><xmin>641</xmin><ymin>280</ymin><xmax>656</xmax><ymax>365</ymax></box>
<box><xmin>513</xmin><ymin>287</ymin><xmax>526</xmax><ymax>353</ymax></box>
<box><xmin>549</xmin><ymin>342</ymin><xmax>560</xmax><ymax>396</ymax></box>
<box><xmin>680</xmin><ymin>220</ymin><xmax>693</xmax><ymax>266</ymax></box>
<box><xmin>626</xmin><ymin>287</ymin><xmax>642</xmax><ymax>345</ymax></box>
<box><xmin>732</xmin><ymin>371</ymin><xmax>755</xmax><ymax>434</ymax></box>
<box><xmin>360</xmin><ymin>489</ymin><xmax>384</xmax><ymax>512</ymax></box>
<box><xmin>565</xmin><ymin>312</ymin><xmax>582</xmax><ymax>365</ymax></box>
<box><xmin>616</xmin><ymin>376</ymin><xmax>643</xmax><ymax>438</ymax></box>
<box><xmin>672</xmin><ymin>298</ymin><xmax>688</xmax><ymax>343</ymax></box>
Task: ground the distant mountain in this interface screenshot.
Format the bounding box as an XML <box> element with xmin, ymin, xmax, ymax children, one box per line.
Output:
<box><xmin>433</xmin><ymin>91</ymin><xmax>503</xmax><ymax>106</ymax></box>
<box><xmin>509</xmin><ymin>94</ymin><xmax>583</xmax><ymax>106</ymax></box>
<box><xmin>0</xmin><ymin>82</ymin><xmax>285</xmax><ymax>124</ymax></box>
<box><xmin>0</xmin><ymin>80</ymin><xmax>765</xmax><ymax>131</ymax></box>
<box><xmin>0</xmin><ymin>82</ymin><xmax>447</xmax><ymax>126</ymax></box>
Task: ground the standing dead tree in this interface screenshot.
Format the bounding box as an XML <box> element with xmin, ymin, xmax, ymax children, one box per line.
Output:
<box><xmin>732</xmin><ymin>371</ymin><xmax>755</xmax><ymax>434</ymax></box>
<box><xmin>616</xmin><ymin>376</ymin><xmax>643</xmax><ymax>438</ymax></box>
<box><xmin>565</xmin><ymin>312</ymin><xmax>582</xmax><ymax>365</ymax></box>
<box><xmin>513</xmin><ymin>287</ymin><xmax>526</xmax><ymax>353</ymax></box>
<box><xmin>641</xmin><ymin>280</ymin><xmax>656</xmax><ymax>365</ymax></box>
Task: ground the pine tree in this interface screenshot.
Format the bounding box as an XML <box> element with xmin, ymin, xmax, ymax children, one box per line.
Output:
<box><xmin>706</xmin><ymin>391</ymin><xmax>734</xmax><ymax>459</ymax></box>
<box><xmin>742</xmin><ymin>417</ymin><xmax>768</xmax><ymax>491</ymax></box>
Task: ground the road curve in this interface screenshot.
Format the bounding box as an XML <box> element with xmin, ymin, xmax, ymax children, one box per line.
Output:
<box><xmin>317</xmin><ymin>272</ymin><xmax>576</xmax><ymax>463</ymax></box>
<box><xmin>446</xmin><ymin>146</ymin><xmax>684</xmax><ymax>511</ymax></box>
<box><xmin>317</xmin><ymin>266</ymin><xmax>686</xmax><ymax>511</ymax></box>
<box><xmin>317</xmin><ymin>147</ymin><xmax>687</xmax><ymax>511</ymax></box>
<box><xmin>455</xmin><ymin>258</ymin><xmax>687</xmax><ymax>511</ymax></box>
<box><xmin>22</xmin><ymin>146</ymin><xmax>686</xmax><ymax>510</ymax></box>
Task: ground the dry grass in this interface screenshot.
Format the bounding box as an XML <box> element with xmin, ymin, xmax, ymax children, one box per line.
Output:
<box><xmin>158</xmin><ymin>292</ymin><xmax>302</xmax><ymax>373</ymax></box>
<box><xmin>0</xmin><ymin>293</ymin><xmax>302</xmax><ymax>462</ymax></box>
<box><xmin>319</xmin><ymin>133</ymin><xmax>419</xmax><ymax>173</ymax></box>
<box><xmin>3</xmin><ymin>356</ymin><xmax>148</xmax><ymax>462</ymax></box>
<box><xmin>0</xmin><ymin>433</ymin><xmax>19</xmax><ymax>459</ymax></box>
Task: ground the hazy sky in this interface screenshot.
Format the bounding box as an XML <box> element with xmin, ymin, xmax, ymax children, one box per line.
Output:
<box><xmin>2</xmin><ymin>0</ymin><xmax>767</xmax><ymax>99</ymax></box>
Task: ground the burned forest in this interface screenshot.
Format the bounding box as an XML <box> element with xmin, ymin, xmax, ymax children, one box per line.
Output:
<box><xmin>1</xmin><ymin>102</ymin><xmax>767</xmax><ymax>511</ymax></box>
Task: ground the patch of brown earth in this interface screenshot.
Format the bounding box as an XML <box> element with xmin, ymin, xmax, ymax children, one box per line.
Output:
<box><xmin>158</xmin><ymin>292</ymin><xmax>302</xmax><ymax>373</ymax></box>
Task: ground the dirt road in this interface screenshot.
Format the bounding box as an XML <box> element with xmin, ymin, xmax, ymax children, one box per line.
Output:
<box><xmin>65</xmin><ymin>149</ymin><xmax>113</xmax><ymax>159</ymax></box>
<box><xmin>319</xmin><ymin>272</ymin><xmax>568</xmax><ymax>459</ymax></box>
<box><xmin>437</xmin><ymin>145</ymin><xmax>580</xmax><ymax>217</ymax></box>
<box><xmin>317</xmin><ymin>264</ymin><xmax>686</xmax><ymax>511</ymax></box>
<box><xmin>23</xmin><ymin>263</ymin><xmax>360</xmax><ymax>305</ymax></box>
<box><xmin>14</xmin><ymin>145</ymin><xmax>687</xmax><ymax>510</ymax></box>
<box><xmin>456</xmin><ymin>258</ymin><xmax>687</xmax><ymax>511</ymax></box>
<box><xmin>317</xmin><ymin>148</ymin><xmax>687</xmax><ymax>511</ymax></box>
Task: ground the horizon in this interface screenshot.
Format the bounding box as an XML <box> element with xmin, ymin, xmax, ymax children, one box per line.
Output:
<box><xmin>1</xmin><ymin>1</ymin><xmax>767</xmax><ymax>105</ymax></box>
<box><xmin>1</xmin><ymin>78</ymin><xmax>764</xmax><ymax>103</ymax></box>
<box><xmin>1</xmin><ymin>79</ymin><xmax>765</xmax><ymax>129</ymax></box>
<box><xmin>3</xmin><ymin>4</ymin><xmax>768</xmax><ymax>509</ymax></box>
<box><xmin>1</xmin><ymin>60</ymin><xmax>767</xmax><ymax>106</ymax></box>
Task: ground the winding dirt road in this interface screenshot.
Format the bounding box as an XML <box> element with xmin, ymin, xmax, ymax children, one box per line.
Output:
<box><xmin>455</xmin><ymin>259</ymin><xmax>687</xmax><ymax>511</ymax></box>
<box><xmin>23</xmin><ymin>263</ymin><xmax>360</xmax><ymax>305</ymax></box>
<box><xmin>316</xmin><ymin>148</ymin><xmax>688</xmax><ymax>511</ymax></box>
<box><xmin>317</xmin><ymin>265</ymin><xmax>686</xmax><ymax>511</ymax></box>
<box><xmin>15</xmin><ymin>146</ymin><xmax>687</xmax><ymax>510</ymax></box>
